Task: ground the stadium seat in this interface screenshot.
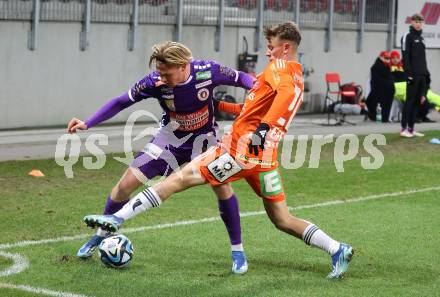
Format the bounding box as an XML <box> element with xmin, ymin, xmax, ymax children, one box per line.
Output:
<box><xmin>324</xmin><ymin>72</ymin><xmax>357</xmax><ymax>125</ymax></box>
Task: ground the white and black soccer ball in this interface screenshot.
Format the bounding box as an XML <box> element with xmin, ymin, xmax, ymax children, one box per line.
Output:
<box><xmin>98</xmin><ymin>234</ymin><xmax>134</xmax><ymax>268</ymax></box>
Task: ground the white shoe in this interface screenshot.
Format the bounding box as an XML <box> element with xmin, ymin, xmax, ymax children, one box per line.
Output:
<box><xmin>412</xmin><ymin>131</ymin><xmax>424</xmax><ymax>137</ymax></box>
<box><xmin>231</xmin><ymin>251</ymin><xmax>248</xmax><ymax>274</ymax></box>
<box><xmin>400</xmin><ymin>129</ymin><xmax>414</xmax><ymax>138</ymax></box>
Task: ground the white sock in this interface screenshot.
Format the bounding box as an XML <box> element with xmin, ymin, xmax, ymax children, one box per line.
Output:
<box><xmin>114</xmin><ymin>187</ymin><xmax>162</xmax><ymax>221</ymax></box>
<box><xmin>302</xmin><ymin>224</ymin><xmax>340</xmax><ymax>255</ymax></box>
<box><xmin>231</xmin><ymin>244</ymin><xmax>244</xmax><ymax>252</ymax></box>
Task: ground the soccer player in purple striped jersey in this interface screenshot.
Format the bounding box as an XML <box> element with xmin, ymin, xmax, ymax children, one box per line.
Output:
<box><xmin>68</xmin><ymin>41</ymin><xmax>254</xmax><ymax>274</ymax></box>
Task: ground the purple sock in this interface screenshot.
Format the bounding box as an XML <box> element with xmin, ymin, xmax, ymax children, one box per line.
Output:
<box><xmin>218</xmin><ymin>194</ymin><xmax>242</xmax><ymax>245</ymax></box>
<box><xmin>103</xmin><ymin>196</ymin><xmax>129</xmax><ymax>215</ymax></box>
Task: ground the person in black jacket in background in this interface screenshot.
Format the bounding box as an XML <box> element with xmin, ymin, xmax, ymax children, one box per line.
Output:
<box><xmin>389</xmin><ymin>50</ymin><xmax>435</xmax><ymax>123</ymax></box>
<box><xmin>400</xmin><ymin>13</ymin><xmax>430</xmax><ymax>137</ymax></box>
<box><xmin>366</xmin><ymin>51</ymin><xmax>395</xmax><ymax>122</ymax></box>
<box><xmin>417</xmin><ymin>74</ymin><xmax>436</xmax><ymax>123</ymax></box>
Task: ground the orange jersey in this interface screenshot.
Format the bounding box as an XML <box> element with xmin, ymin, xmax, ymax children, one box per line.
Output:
<box><xmin>224</xmin><ymin>59</ymin><xmax>304</xmax><ymax>168</ymax></box>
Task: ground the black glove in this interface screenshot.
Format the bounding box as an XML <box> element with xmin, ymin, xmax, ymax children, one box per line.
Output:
<box><xmin>248</xmin><ymin>123</ymin><xmax>270</xmax><ymax>156</ymax></box>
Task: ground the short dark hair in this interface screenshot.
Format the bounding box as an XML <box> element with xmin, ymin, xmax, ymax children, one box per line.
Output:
<box><xmin>411</xmin><ymin>13</ymin><xmax>424</xmax><ymax>21</ymax></box>
<box><xmin>263</xmin><ymin>21</ymin><xmax>301</xmax><ymax>47</ymax></box>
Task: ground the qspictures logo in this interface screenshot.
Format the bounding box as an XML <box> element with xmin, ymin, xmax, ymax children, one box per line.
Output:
<box><xmin>406</xmin><ymin>2</ymin><xmax>440</xmax><ymax>25</ymax></box>
<box><xmin>54</xmin><ymin>109</ymin><xmax>387</xmax><ymax>180</ymax></box>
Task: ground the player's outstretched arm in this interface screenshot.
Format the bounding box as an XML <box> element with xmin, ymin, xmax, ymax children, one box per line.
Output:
<box><xmin>214</xmin><ymin>99</ymin><xmax>244</xmax><ymax>116</ymax></box>
<box><xmin>79</xmin><ymin>93</ymin><xmax>136</xmax><ymax>131</ymax></box>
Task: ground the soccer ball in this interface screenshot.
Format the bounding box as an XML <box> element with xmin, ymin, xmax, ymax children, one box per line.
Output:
<box><xmin>98</xmin><ymin>234</ymin><xmax>134</xmax><ymax>268</ymax></box>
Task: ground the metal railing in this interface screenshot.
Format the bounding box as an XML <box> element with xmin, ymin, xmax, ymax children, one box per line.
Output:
<box><xmin>365</xmin><ymin>0</ymin><xmax>389</xmax><ymax>23</ymax></box>
<box><xmin>264</xmin><ymin>0</ymin><xmax>296</xmax><ymax>26</ymax></box>
<box><xmin>182</xmin><ymin>0</ymin><xmax>219</xmax><ymax>25</ymax></box>
<box><xmin>224</xmin><ymin>0</ymin><xmax>257</xmax><ymax>27</ymax></box>
<box><xmin>0</xmin><ymin>0</ymin><xmax>394</xmax><ymax>51</ymax></box>
<box><xmin>333</xmin><ymin>0</ymin><xmax>360</xmax><ymax>24</ymax></box>
<box><xmin>0</xmin><ymin>0</ymin><xmax>34</xmax><ymax>20</ymax></box>
<box><xmin>139</xmin><ymin>0</ymin><xmax>175</xmax><ymax>24</ymax></box>
<box><xmin>91</xmin><ymin>0</ymin><xmax>131</xmax><ymax>23</ymax></box>
<box><xmin>40</xmin><ymin>0</ymin><xmax>83</xmax><ymax>21</ymax></box>
<box><xmin>0</xmin><ymin>0</ymin><xmax>391</xmax><ymax>25</ymax></box>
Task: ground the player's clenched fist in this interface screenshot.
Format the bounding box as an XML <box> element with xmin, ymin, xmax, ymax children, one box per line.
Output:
<box><xmin>67</xmin><ymin>117</ymin><xmax>88</xmax><ymax>133</ymax></box>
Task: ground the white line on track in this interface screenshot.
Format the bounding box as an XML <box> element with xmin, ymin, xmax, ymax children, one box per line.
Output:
<box><xmin>1</xmin><ymin>185</ymin><xmax>439</xmax><ymax>297</ymax></box>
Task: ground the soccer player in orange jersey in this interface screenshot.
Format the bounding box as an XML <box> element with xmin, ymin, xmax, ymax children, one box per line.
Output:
<box><xmin>84</xmin><ymin>22</ymin><xmax>354</xmax><ymax>278</ymax></box>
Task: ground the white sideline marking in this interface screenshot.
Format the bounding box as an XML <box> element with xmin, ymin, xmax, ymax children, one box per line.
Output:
<box><xmin>0</xmin><ymin>235</ymin><xmax>90</xmax><ymax>251</ymax></box>
<box><xmin>0</xmin><ymin>252</ymin><xmax>91</xmax><ymax>297</ymax></box>
<box><xmin>1</xmin><ymin>186</ymin><xmax>439</xmax><ymax>251</ymax></box>
<box><xmin>1</xmin><ymin>186</ymin><xmax>439</xmax><ymax>297</ymax></box>
<box><xmin>0</xmin><ymin>251</ymin><xmax>28</xmax><ymax>277</ymax></box>
<box><xmin>0</xmin><ymin>283</ymin><xmax>92</xmax><ymax>297</ymax></box>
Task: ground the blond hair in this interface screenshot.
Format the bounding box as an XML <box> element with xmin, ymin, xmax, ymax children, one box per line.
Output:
<box><xmin>149</xmin><ymin>41</ymin><xmax>193</xmax><ymax>68</ymax></box>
